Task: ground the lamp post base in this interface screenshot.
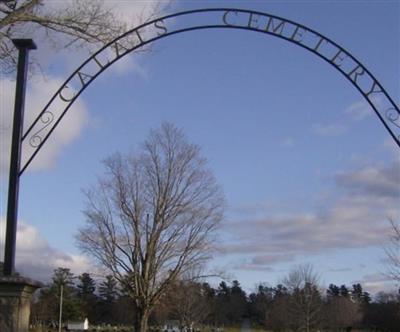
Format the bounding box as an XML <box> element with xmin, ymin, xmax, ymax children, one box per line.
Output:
<box><xmin>0</xmin><ymin>275</ymin><xmax>42</xmax><ymax>332</ymax></box>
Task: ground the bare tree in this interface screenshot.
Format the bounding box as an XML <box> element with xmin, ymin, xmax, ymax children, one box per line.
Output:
<box><xmin>324</xmin><ymin>296</ymin><xmax>362</xmax><ymax>330</ymax></box>
<box><xmin>167</xmin><ymin>280</ymin><xmax>210</xmax><ymax>328</ymax></box>
<box><xmin>283</xmin><ymin>264</ymin><xmax>323</xmax><ymax>332</ymax></box>
<box><xmin>166</xmin><ymin>267</ymin><xmax>214</xmax><ymax>328</ymax></box>
<box><xmin>0</xmin><ymin>0</ymin><xmax>162</xmax><ymax>74</ymax></box>
<box><xmin>385</xmin><ymin>218</ymin><xmax>400</xmax><ymax>282</ymax></box>
<box><xmin>283</xmin><ymin>264</ymin><xmax>319</xmax><ymax>290</ymax></box>
<box><xmin>76</xmin><ymin>123</ymin><xmax>224</xmax><ymax>332</ymax></box>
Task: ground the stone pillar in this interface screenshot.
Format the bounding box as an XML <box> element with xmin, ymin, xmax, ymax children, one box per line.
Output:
<box><xmin>0</xmin><ymin>275</ymin><xmax>42</xmax><ymax>332</ymax></box>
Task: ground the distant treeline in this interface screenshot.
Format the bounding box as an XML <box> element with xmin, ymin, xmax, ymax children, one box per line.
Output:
<box><xmin>30</xmin><ymin>267</ymin><xmax>399</xmax><ymax>332</ymax></box>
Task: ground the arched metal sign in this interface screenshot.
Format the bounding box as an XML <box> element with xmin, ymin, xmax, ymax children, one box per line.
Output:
<box><xmin>4</xmin><ymin>7</ymin><xmax>400</xmax><ymax>278</ymax></box>
<box><xmin>20</xmin><ymin>8</ymin><xmax>400</xmax><ymax>174</ymax></box>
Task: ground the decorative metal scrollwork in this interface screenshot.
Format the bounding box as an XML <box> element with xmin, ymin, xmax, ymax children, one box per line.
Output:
<box><xmin>386</xmin><ymin>108</ymin><xmax>400</xmax><ymax>127</ymax></box>
<box><xmin>29</xmin><ymin>111</ymin><xmax>54</xmax><ymax>148</ymax></box>
<box><xmin>385</xmin><ymin>108</ymin><xmax>400</xmax><ymax>141</ymax></box>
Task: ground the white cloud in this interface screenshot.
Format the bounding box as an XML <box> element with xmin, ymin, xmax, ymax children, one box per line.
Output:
<box><xmin>352</xmin><ymin>273</ymin><xmax>398</xmax><ymax>295</ymax></box>
<box><xmin>231</xmin><ymin>262</ymin><xmax>274</xmax><ymax>272</ymax></box>
<box><xmin>44</xmin><ymin>0</ymin><xmax>171</xmax><ymax>76</ymax></box>
<box><xmin>345</xmin><ymin>100</ymin><xmax>372</xmax><ymax>120</ymax></box>
<box><xmin>383</xmin><ymin>137</ymin><xmax>400</xmax><ymax>158</ymax></box>
<box><xmin>0</xmin><ymin>217</ymin><xmax>92</xmax><ymax>281</ymax></box>
<box><xmin>110</xmin><ymin>1</ymin><xmax>170</xmax><ymax>26</ymax></box>
<box><xmin>104</xmin><ymin>0</ymin><xmax>175</xmax><ymax>77</ymax></box>
<box><xmin>1</xmin><ymin>76</ymin><xmax>88</xmax><ymax>175</ymax></box>
<box><xmin>345</xmin><ymin>96</ymin><xmax>382</xmax><ymax>121</ymax></box>
<box><xmin>336</xmin><ymin>161</ymin><xmax>400</xmax><ymax>198</ymax></box>
<box><xmin>312</xmin><ymin>123</ymin><xmax>347</xmax><ymax>137</ymax></box>
<box><xmin>311</xmin><ymin>96</ymin><xmax>385</xmax><ymax>138</ymax></box>
<box><xmin>280</xmin><ymin>137</ymin><xmax>295</xmax><ymax>148</ymax></box>
<box><xmin>220</xmin><ymin>160</ymin><xmax>400</xmax><ymax>269</ymax></box>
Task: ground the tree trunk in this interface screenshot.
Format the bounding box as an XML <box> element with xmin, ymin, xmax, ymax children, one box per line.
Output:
<box><xmin>135</xmin><ymin>307</ymin><xmax>150</xmax><ymax>332</ymax></box>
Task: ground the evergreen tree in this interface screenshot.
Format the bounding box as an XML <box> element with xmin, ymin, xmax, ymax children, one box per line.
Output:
<box><xmin>274</xmin><ymin>284</ymin><xmax>288</xmax><ymax>297</ymax></box>
<box><xmin>327</xmin><ymin>284</ymin><xmax>340</xmax><ymax>298</ymax></box>
<box><xmin>77</xmin><ymin>273</ymin><xmax>97</xmax><ymax>321</ymax></box>
<box><xmin>267</xmin><ymin>285</ymin><xmax>290</xmax><ymax>331</ymax></box>
<box><xmin>215</xmin><ymin>281</ymin><xmax>230</xmax><ymax>324</ymax></box>
<box><xmin>217</xmin><ymin>281</ymin><xmax>230</xmax><ymax>297</ymax></box>
<box><xmin>351</xmin><ymin>283</ymin><xmax>371</xmax><ymax>304</ymax></box>
<box><xmin>362</xmin><ymin>291</ymin><xmax>371</xmax><ymax>304</ymax></box>
<box><xmin>229</xmin><ymin>280</ymin><xmax>248</xmax><ymax>322</ymax></box>
<box><xmin>78</xmin><ymin>273</ymin><xmax>96</xmax><ymax>297</ymax></box>
<box><xmin>352</xmin><ymin>283</ymin><xmax>363</xmax><ymax>302</ymax></box>
<box><xmin>50</xmin><ymin>267</ymin><xmax>81</xmax><ymax>322</ymax></box>
<box><xmin>248</xmin><ymin>284</ymin><xmax>274</xmax><ymax>325</ymax></box>
<box><xmin>339</xmin><ymin>284</ymin><xmax>349</xmax><ymax>297</ymax></box>
<box><xmin>99</xmin><ymin>275</ymin><xmax>118</xmax><ymax>303</ymax></box>
<box><xmin>52</xmin><ymin>267</ymin><xmax>75</xmax><ymax>288</ymax></box>
<box><xmin>98</xmin><ymin>275</ymin><xmax>119</xmax><ymax>323</ymax></box>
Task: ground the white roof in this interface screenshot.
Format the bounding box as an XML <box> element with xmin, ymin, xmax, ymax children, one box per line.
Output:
<box><xmin>67</xmin><ymin>318</ymin><xmax>89</xmax><ymax>330</ymax></box>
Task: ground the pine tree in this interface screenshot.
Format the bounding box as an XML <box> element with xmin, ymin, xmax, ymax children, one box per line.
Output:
<box><xmin>51</xmin><ymin>267</ymin><xmax>81</xmax><ymax>322</ymax></box>
<box><xmin>99</xmin><ymin>275</ymin><xmax>118</xmax><ymax>303</ymax></box>
<box><xmin>327</xmin><ymin>284</ymin><xmax>340</xmax><ymax>298</ymax></box>
<box><xmin>352</xmin><ymin>283</ymin><xmax>363</xmax><ymax>302</ymax></box>
<box><xmin>339</xmin><ymin>285</ymin><xmax>349</xmax><ymax>297</ymax></box>
<box><xmin>97</xmin><ymin>275</ymin><xmax>119</xmax><ymax>324</ymax></box>
<box><xmin>77</xmin><ymin>273</ymin><xmax>97</xmax><ymax>320</ymax></box>
<box><xmin>77</xmin><ymin>273</ymin><xmax>96</xmax><ymax>297</ymax></box>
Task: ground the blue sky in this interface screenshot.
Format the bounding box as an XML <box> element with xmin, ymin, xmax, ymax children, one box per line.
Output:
<box><xmin>1</xmin><ymin>0</ymin><xmax>399</xmax><ymax>294</ymax></box>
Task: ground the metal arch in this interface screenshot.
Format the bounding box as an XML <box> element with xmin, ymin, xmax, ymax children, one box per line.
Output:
<box><xmin>20</xmin><ymin>8</ymin><xmax>400</xmax><ymax>174</ymax></box>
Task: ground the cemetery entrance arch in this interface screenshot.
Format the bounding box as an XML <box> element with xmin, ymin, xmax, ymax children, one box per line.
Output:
<box><xmin>4</xmin><ymin>8</ymin><xmax>400</xmax><ymax>276</ymax></box>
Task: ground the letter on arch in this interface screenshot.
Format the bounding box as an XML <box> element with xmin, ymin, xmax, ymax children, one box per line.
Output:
<box><xmin>154</xmin><ymin>19</ymin><xmax>168</xmax><ymax>36</ymax></box>
<box><xmin>223</xmin><ymin>10</ymin><xmax>239</xmax><ymax>26</ymax></box>
<box><xmin>59</xmin><ymin>85</ymin><xmax>76</xmax><ymax>102</ymax></box>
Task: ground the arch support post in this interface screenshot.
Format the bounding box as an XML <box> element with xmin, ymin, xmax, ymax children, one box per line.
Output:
<box><xmin>3</xmin><ymin>39</ymin><xmax>36</xmax><ymax>277</ymax></box>
<box><xmin>1</xmin><ymin>39</ymin><xmax>40</xmax><ymax>332</ymax></box>
<box><xmin>0</xmin><ymin>276</ymin><xmax>42</xmax><ymax>332</ymax></box>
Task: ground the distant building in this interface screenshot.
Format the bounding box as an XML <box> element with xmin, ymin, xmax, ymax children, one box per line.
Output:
<box><xmin>67</xmin><ymin>318</ymin><xmax>89</xmax><ymax>331</ymax></box>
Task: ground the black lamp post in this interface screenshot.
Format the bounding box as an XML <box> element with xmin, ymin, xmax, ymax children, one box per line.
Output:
<box><xmin>3</xmin><ymin>39</ymin><xmax>36</xmax><ymax>276</ymax></box>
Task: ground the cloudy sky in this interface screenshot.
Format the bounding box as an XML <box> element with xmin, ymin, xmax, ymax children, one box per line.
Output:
<box><xmin>1</xmin><ymin>0</ymin><xmax>399</xmax><ymax>294</ymax></box>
